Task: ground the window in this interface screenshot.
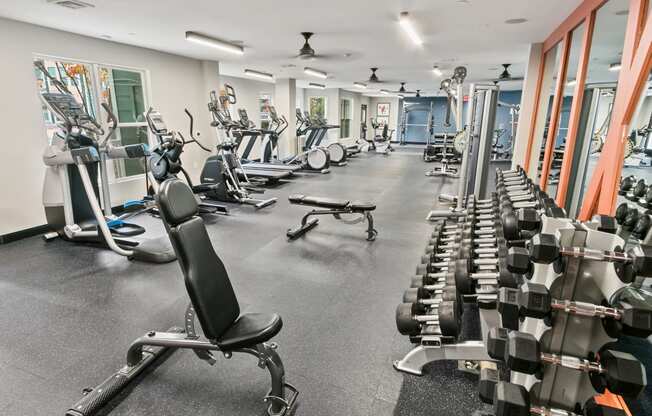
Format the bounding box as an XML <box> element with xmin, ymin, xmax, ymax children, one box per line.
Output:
<box><xmin>34</xmin><ymin>57</ymin><xmax>150</xmax><ymax>181</ymax></box>
<box><xmin>309</xmin><ymin>96</ymin><xmax>326</xmax><ymax>118</ymax></box>
<box><xmin>98</xmin><ymin>66</ymin><xmax>149</xmax><ymax>179</ymax></box>
<box><xmin>35</xmin><ymin>59</ymin><xmax>96</xmax><ymax>142</ymax></box>
<box><xmin>340</xmin><ymin>98</ymin><xmax>352</xmax><ymax>138</ymax></box>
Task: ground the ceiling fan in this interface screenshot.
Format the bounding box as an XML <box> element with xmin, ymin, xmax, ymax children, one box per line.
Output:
<box><xmin>391</xmin><ymin>82</ymin><xmax>417</xmax><ymax>95</ymax></box>
<box><xmin>361</xmin><ymin>67</ymin><xmax>395</xmax><ymax>84</ymax></box>
<box><xmin>292</xmin><ymin>32</ymin><xmax>350</xmax><ymax>61</ymax></box>
<box><xmin>491</xmin><ymin>64</ymin><xmax>524</xmax><ymax>83</ymax></box>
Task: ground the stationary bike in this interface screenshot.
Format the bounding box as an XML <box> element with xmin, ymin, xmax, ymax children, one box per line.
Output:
<box><xmin>368</xmin><ymin>119</ymin><xmax>394</xmax><ymax>155</ymax></box>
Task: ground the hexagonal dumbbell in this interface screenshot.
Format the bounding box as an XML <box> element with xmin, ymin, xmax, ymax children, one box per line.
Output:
<box><xmin>526</xmin><ymin>233</ymin><xmax>652</xmax><ymax>280</ymax></box>
<box><xmin>498</xmin><ymin>282</ymin><xmax>652</xmax><ymax>337</ymax></box>
<box><xmin>503</xmin><ymin>331</ymin><xmax>646</xmax><ymax>398</ymax></box>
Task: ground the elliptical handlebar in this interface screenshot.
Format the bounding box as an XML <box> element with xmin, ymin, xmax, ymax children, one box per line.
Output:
<box><xmin>100</xmin><ymin>102</ymin><xmax>118</xmax><ymax>145</ymax></box>
<box><xmin>183</xmin><ymin>108</ymin><xmax>212</xmax><ymax>152</ymax></box>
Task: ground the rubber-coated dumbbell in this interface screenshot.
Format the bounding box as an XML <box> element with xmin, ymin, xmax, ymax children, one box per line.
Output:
<box><xmin>498</xmin><ymin>282</ymin><xmax>652</xmax><ymax>337</ymax></box>
<box><xmin>502</xmin><ymin>331</ymin><xmax>646</xmax><ymax>397</ymax></box>
<box><xmin>395</xmin><ymin>300</ymin><xmax>460</xmax><ymax>337</ymax></box>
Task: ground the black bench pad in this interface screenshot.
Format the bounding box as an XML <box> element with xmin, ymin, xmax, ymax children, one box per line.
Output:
<box><xmin>288</xmin><ymin>194</ymin><xmax>350</xmax><ymax>209</ymax></box>
<box><xmin>350</xmin><ymin>202</ymin><xmax>376</xmax><ymax>211</ymax></box>
<box><xmin>217</xmin><ymin>313</ymin><xmax>283</xmax><ymax>351</ymax></box>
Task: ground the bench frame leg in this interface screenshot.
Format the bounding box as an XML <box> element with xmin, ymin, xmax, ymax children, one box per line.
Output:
<box><xmin>287</xmin><ymin>208</ymin><xmax>378</xmax><ymax>241</ymax></box>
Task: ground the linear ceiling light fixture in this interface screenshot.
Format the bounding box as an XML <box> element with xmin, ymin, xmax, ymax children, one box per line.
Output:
<box><xmin>566</xmin><ymin>79</ymin><xmax>577</xmax><ymax>87</ymax></box>
<box><xmin>432</xmin><ymin>66</ymin><xmax>443</xmax><ymax>77</ymax></box>
<box><xmin>354</xmin><ymin>82</ymin><xmax>367</xmax><ymax>89</ymax></box>
<box><xmin>399</xmin><ymin>12</ymin><xmax>423</xmax><ymax>46</ymax></box>
<box><xmin>185</xmin><ymin>31</ymin><xmax>244</xmax><ymax>55</ymax></box>
<box><xmin>609</xmin><ymin>62</ymin><xmax>622</xmax><ymax>72</ymax></box>
<box><xmin>380</xmin><ymin>89</ymin><xmax>391</xmax><ymax>95</ymax></box>
<box><xmin>244</xmin><ymin>69</ymin><xmax>274</xmax><ymax>81</ymax></box>
<box><xmin>304</xmin><ymin>67</ymin><xmax>328</xmax><ymax>79</ymax></box>
<box><xmin>309</xmin><ymin>82</ymin><xmax>326</xmax><ymax>89</ymax></box>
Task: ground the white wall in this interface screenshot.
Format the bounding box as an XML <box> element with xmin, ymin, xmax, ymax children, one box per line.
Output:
<box><xmin>220</xmin><ymin>75</ymin><xmax>275</xmax><ymax>160</ymax></box>
<box><xmin>296</xmin><ymin>87</ymin><xmax>305</xmax><ymax>112</ymax></box>
<box><xmin>0</xmin><ymin>17</ymin><xmax>219</xmax><ymax>235</ymax></box>
<box><xmin>304</xmin><ymin>88</ymin><xmax>340</xmax><ymax>142</ymax></box>
<box><xmin>369</xmin><ymin>96</ymin><xmax>400</xmax><ymax>140</ymax></box>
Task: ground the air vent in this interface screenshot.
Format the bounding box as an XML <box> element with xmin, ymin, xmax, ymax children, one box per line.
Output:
<box><xmin>47</xmin><ymin>0</ymin><xmax>95</xmax><ymax>9</ymax></box>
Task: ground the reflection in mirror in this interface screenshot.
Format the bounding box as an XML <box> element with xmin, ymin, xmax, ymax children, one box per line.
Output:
<box><xmin>617</xmin><ymin>71</ymin><xmax>652</xmax><ymax>246</ymax></box>
<box><xmin>548</xmin><ymin>23</ymin><xmax>586</xmax><ymax>198</ymax></box>
<box><xmin>534</xmin><ymin>44</ymin><xmax>561</xmax><ymax>183</ymax></box>
<box><xmin>563</xmin><ymin>0</ymin><xmax>630</xmax><ymax>217</ymax></box>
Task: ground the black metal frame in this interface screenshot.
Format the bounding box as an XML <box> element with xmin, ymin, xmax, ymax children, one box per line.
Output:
<box><xmin>287</xmin><ymin>207</ymin><xmax>377</xmax><ymax>241</ymax></box>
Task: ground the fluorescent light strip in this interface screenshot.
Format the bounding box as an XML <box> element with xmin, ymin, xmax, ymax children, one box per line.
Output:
<box><xmin>432</xmin><ymin>66</ymin><xmax>443</xmax><ymax>77</ymax></box>
<box><xmin>566</xmin><ymin>79</ymin><xmax>577</xmax><ymax>87</ymax></box>
<box><xmin>380</xmin><ymin>89</ymin><xmax>390</xmax><ymax>95</ymax></box>
<box><xmin>309</xmin><ymin>82</ymin><xmax>326</xmax><ymax>89</ymax></box>
<box><xmin>354</xmin><ymin>82</ymin><xmax>367</xmax><ymax>89</ymax></box>
<box><xmin>399</xmin><ymin>12</ymin><xmax>423</xmax><ymax>46</ymax></box>
<box><xmin>244</xmin><ymin>69</ymin><xmax>274</xmax><ymax>81</ymax></box>
<box><xmin>185</xmin><ymin>31</ymin><xmax>244</xmax><ymax>55</ymax></box>
<box><xmin>304</xmin><ymin>67</ymin><xmax>328</xmax><ymax>79</ymax></box>
<box><xmin>609</xmin><ymin>63</ymin><xmax>622</xmax><ymax>72</ymax></box>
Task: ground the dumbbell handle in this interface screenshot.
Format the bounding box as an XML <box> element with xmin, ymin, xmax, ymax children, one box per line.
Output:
<box><xmin>430</xmin><ymin>257</ymin><xmax>497</xmax><ymax>268</ymax></box>
<box><xmin>550</xmin><ymin>299</ymin><xmax>621</xmax><ymax>319</ymax></box>
<box><xmin>412</xmin><ymin>313</ymin><xmax>439</xmax><ymax>323</ymax></box>
<box><xmin>559</xmin><ymin>246</ymin><xmax>631</xmax><ymax>263</ymax></box>
<box><xmin>530</xmin><ymin>406</ymin><xmax>578</xmax><ymax>416</ymax></box>
<box><xmin>540</xmin><ymin>352</ymin><xmax>603</xmax><ymax>374</ymax></box>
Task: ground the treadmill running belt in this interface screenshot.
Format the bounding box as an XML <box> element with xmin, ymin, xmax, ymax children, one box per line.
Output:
<box><xmin>237</xmin><ymin>167</ymin><xmax>291</xmax><ymax>179</ymax></box>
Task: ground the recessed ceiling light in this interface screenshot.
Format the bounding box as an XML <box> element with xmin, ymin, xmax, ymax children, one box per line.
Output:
<box><xmin>244</xmin><ymin>69</ymin><xmax>274</xmax><ymax>81</ymax></box>
<box><xmin>615</xmin><ymin>9</ymin><xmax>628</xmax><ymax>15</ymax></box>
<box><xmin>304</xmin><ymin>67</ymin><xmax>328</xmax><ymax>79</ymax></box>
<box><xmin>505</xmin><ymin>18</ymin><xmax>528</xmax><ymax>24</ymax></box>
<box><xmin>185</xmin><ymin>31</ymin><xmax>244</xmax><ymax>55</ymax></box>
<box><xmin>399</xmin><ymin>11</ymin><xmax>423</xmax><ymax>46</ymax></box>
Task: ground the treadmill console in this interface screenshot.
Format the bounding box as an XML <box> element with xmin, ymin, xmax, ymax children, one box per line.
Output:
<box><xmin>41</xmin><ymin>92</ymin><xmax>93</xmax><ymax>126</ymax></box>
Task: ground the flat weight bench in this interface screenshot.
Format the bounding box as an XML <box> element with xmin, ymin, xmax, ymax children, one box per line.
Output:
<box><xmin>287</xmin><ymin>194</ymin><xmax>378</xmax><ymax>241</ymax></box>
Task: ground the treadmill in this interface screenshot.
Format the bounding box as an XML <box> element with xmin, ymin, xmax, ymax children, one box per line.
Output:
<box><xmin>235</xmin><ymin>109</ymin><xmax>301</xmax><ymax>173</ymax></box>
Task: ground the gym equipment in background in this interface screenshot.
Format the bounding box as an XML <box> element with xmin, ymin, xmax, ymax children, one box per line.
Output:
<box><xmin>36</xmin><ymin>60</ymin><xmax>175</xmax><ymax>264</ymax></box>
<box><xmin>302</xmin><ymin>112</ymin><xmax>348</xmax><ymax>165</ymax></box>
<box><xmin>66</xmin><ymin>178</ymin><xmax>298</xmax><ymax>416</ymax></box>
<box><xmin>286</xmin><ymin>194</ymin><xmax>378</xmax><ymax>241</ymax></box>
<box><xmin>200</xmin><ymin>86</ymin><xmax>277</xmax><ymax>209</ymax></box>
<box><xmin>367</xmin><ymin>118</ymin><xmax>394</xmax><ymax>155</ymax></box>
<box><xmin>144</xmin><ymin>107</ymin><xmax>228</xmax><ymax>215</ymax></box>
<box><xmin>289</xmin><ymin>109</ymin><xmax>331</xmax><ymax>173</ymax></box>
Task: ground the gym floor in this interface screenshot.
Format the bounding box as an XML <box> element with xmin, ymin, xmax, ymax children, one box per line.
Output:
<box><xmin>0</xmin><ymin>147</ymin><xmax>494</xmax><ymax>416</ymax></box>
<box><xmin>2</xmin><ymin>149</ymin><xmax>649</xmax><ymax>416</ymax></box>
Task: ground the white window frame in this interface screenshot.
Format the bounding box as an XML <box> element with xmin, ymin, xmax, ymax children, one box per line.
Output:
<box><xmin>339</xmin><ymin>98</ymin><xmax>353</xmax><ymax>139</ymax></box>
<box><xmin>34</xmin><ymin>54</ymin><xmax>152</xmax><ymax>185</ymax></box>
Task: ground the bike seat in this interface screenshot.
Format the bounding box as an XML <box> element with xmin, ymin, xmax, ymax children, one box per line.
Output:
<box><xmin>288</xmin><ymin>194</ymin><xmax>350</xmax><ymax>209</ymax></box>
<box><xmin>217</xmin><ymin>313</ymin><xmax>283</xmax><ymax>351</ymax></box>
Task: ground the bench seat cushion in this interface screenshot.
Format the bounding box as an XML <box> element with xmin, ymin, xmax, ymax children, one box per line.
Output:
<box><xmin>288</xmin><ymin>194</ymin><xmax>350</xmax><ymax>209</ymax></box>
<box><xmin>350</xmin><ymin>202</ymin><xmax>376</xmax><ymax>211</ymax></box>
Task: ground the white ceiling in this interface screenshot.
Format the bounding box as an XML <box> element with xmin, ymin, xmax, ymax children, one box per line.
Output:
<box><xmin>0</xmin><ymin>0</ymin><xmax>584</xmax><ymax>95</ymax></box>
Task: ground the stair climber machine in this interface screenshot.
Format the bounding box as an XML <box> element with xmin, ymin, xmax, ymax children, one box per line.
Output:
<box><xmin>233</xmin><ymin>107</ymin><xmax>300</xmax><ymax>175</ymax></box>
<box><xmin>144</xmin><ymin>107</ymin><xmax>228</xmax><ymax>215</ymax></box>
<box><xmin>308</xmin><ymin>112</ymin><xmax>349</xmax><ymax>165</ymax></box>
<box><xmin>36</xmin><ymin>60</ymin><xmax>175</xmax><ymax>263</ymax></box>
<box><xmin>200</xmin><ymin>85</ymin><xmax>277</xmax><ymax>209</ymax></box>
<box><xmin>291</xmin><ymin>109</ymin><xmax>331</xmax><ymax>173</ymax></box>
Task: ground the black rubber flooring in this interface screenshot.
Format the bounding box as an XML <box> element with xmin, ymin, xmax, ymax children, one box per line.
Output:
<box><xmin>0</xmin><ymin>147</ymin><xmax>491</xmax><ymax>415</ymax></box>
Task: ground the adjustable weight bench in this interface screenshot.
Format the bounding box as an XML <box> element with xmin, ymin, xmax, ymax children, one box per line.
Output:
<box><xmin>287</xmin><ymin>194</ymin><xmax>378</xmax><ymax>241</ymax></box>
<box><xmin>67</xmin><ymin>179</ymin><xmax>297</xmax><ymax>416</ymax></box>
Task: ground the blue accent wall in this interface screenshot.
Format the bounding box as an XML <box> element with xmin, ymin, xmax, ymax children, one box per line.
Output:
<box><xmin>398</xmin><ymin>90</ymin><xmax>523</xmax><ymax>146</ymax></box>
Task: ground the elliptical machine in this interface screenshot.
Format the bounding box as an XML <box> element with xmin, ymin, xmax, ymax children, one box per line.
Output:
<box><xmin>144</xmin><ymin>108</ymin><xmax>228</xmax><ymax>215</ymax></box>
<box><xmin>292</xmin><ymin>109</ymin><xmax>331</xmax><ymax>173</ymax></box>
<box><xmin>37</xmin><ymin>60</ymin><xmax>175</xmax><ymax>263</ymax></box>
<box><xmin>200</xmin><ymin>85</ymin><xmax>277</xmax><ymax>209</ymax></box>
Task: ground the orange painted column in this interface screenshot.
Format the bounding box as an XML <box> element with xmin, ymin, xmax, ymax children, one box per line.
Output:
<box><xmin>539</xmin><ymin>33</ymin><xmax>571</xmax><ymax>192</ymax></box>
<box><xmin>579</xmin><ymin>0</ymin><xmax>652</xmax><ymax>219</ymax></box>
<box><xmin>555</xmin><ymin>13</ymin><xmax>596</xmax><ymax>207</ymax></box>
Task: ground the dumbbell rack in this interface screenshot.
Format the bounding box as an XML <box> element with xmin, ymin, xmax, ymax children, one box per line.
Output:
<box><xmin>512</xmin><ymin>216</ymin><xmax>627</xmax><ymax>410</ymax></box>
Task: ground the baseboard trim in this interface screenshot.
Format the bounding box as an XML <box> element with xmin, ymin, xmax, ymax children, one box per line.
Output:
<box><xmin>0</xmin><ymin>224</ymin><xmax>50</xmax><ymax>245</ymax></box>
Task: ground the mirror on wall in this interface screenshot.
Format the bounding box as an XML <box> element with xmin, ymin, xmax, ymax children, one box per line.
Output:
<box><xmin>564</xmin><ymin>0</ymin><xmax>630</xmax><ymax>216</ymax></box>
<box><xmin>534</xmin><ymin>43</ymin><xmax>562</xmax><ymax>183</ymax></box>
<box><xmin>547</xmin><ymin>22</ymin><xmax>586</xmax><ymax>198</ymax></box>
